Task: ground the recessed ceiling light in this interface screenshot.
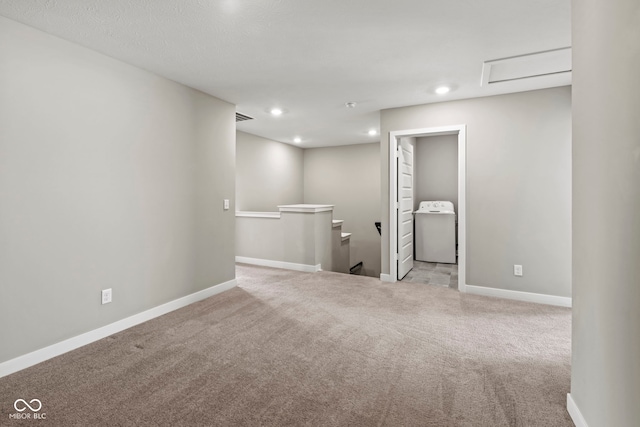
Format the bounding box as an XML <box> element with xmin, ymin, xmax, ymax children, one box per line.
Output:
<box><xmin>345</xmin><ymin>102</ymin><xmax>357</xmax><ymax>108</ymax></box>
<box><xmin>368</xmin><ymin>129</ymin><xmax>377</xmax><ymax>136</ymax></box>
<box><xmin>270</xmin><ymin>108</ymin><xmax>283</xmax><ymax>116</ymax></box>
<box><xmin>294</xmin><ymin>137</ymin><xmax>302</xmax><ymax>143</ymax></box>
<box><xmin>435</xmin><ymin>86</ymin><xmax>451</xmax><ymax>95</ymax></box>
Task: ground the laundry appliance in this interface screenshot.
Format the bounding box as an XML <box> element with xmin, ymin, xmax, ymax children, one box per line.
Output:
<box><xmin>414</xmin><ymin>201</ymin><xmax>456</xmax><ymax>264</ymax></box>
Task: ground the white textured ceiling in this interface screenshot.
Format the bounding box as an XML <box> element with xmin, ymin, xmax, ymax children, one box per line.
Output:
<box><xmin>0</xmin><ymin>0</ymin><xmax>571</xmax><ymax>148</ymax></box>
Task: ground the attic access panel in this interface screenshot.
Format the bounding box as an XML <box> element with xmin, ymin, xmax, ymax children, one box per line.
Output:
<box><xmin>481</xmin><ymin>47</ymin><xmax>572</xmax><ymax>85</ymax></box>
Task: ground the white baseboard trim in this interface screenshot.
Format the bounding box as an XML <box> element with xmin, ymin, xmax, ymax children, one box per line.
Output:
<box><xmin>236</xmin><ymin>256</ymin><xmax>321</xmax><ymax>272</ymax></box>
<box><xmin>567</xmin><ymin>393</ymin><xmax>589</xmax><ymax>427</ymax></box>
<box><xmin>464</xmin><ymin>284</ymin><xmax>572</xmax><ymax>307</ymax></box>
<box><xmin>380</xmin><ymin>273</ymin><xmax>394</xmax><ymax>282</ymax></box>
<box><xmin>0</xmin><ymin>278</ymin><xmax>237</xmax><ymax>379</ymax></box>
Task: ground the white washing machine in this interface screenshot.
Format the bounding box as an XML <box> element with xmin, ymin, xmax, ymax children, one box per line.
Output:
<box><xmin>414</xmin><ymin>201</ymin><xmax>456</xmax><ymax>264</ymax></box>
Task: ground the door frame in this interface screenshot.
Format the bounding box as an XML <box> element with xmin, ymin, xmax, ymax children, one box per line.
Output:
<box><xmin>388</xmin><ymin>125</ymin><xmax>467</xmax><ymax>291</ymax></box>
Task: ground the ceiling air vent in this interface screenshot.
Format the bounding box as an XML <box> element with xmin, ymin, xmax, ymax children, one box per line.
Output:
<box><xmin>235</xmin><ymin>112</ymin><xmax>254</xmax><ymax>122</ymax></box>
<box><xmin>481</xmin><ymin>47</ymin><xmax>572</xmax><ymax>85</ymax></box>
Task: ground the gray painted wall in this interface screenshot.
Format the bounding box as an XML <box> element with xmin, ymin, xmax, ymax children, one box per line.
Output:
<box><xmin>236</xmin><ymin>131</ymin><xmax>304</xmax><ymax>211</ymax></box>
<box><xmin>0</xmin><ymin>17</ymin><xmax>236</xmax><ymax>363</ymax></box>
<box><xmin>380</xmin><ymin>87</ymin><xmax>572</xmax><ymax>297</ymax></box>
<box><xmin>571</xmin><ymin>0</ymin><xmax>640</xmax><ymax>425</ymax></box>
<box><xmin>304</xmin><ymin>143</ymin><xmax>381</xmax><ymax>278</ymax></box>
<box><xmin>415</xmin><ymin>135</ymin><xmax>459</xmax><ymax>213</ymax></box>
<box><xmin>236</xmin><ymin>210</ymin><xmax>333</xmax><ymax>269</ymax></box>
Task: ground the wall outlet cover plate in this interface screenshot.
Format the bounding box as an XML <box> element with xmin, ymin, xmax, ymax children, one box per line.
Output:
<box><xmin>101</xmin><ymin>288</ymin><xmax>112</xmax><ymax>304</ymax></box>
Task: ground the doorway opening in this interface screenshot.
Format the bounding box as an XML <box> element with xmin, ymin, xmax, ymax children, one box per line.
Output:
<box><xmin>388</xmin><ymin>125</ymin><xmax>466</xmax><ymax>292</ymax></box>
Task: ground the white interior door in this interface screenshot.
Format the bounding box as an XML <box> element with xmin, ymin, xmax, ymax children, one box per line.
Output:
<box><xmin>398</xmin><ymin>138</ymin><xmax>414</xmax><ymax>279</ymax></box>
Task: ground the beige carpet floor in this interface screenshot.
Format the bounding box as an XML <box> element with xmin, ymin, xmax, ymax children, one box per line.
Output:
<box><xmin>0</xmin><ymin>264</ymin><xmax>573</xmax><ymax>426</ymax></box>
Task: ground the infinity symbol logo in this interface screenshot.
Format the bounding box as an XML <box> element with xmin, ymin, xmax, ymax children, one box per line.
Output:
<box><xmin>14</xmin><ymin>399</ymin><xmax>42</xmax><ymax>412</ymax></box>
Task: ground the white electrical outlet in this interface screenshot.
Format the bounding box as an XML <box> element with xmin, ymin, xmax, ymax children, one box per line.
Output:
<box><xmin>101</xmin><ymin>288</ymin><xmax>112</xmax><ymax>305</ymax></box>
<box><xmin>514</xmin><ymin>265</ymin><xmax>523</xmax><ymax>277</ymax></box>
<box><xmin>223</xmin><ymin>199</ymin><xmax>230</xmax><ymax>210</ymax></box>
